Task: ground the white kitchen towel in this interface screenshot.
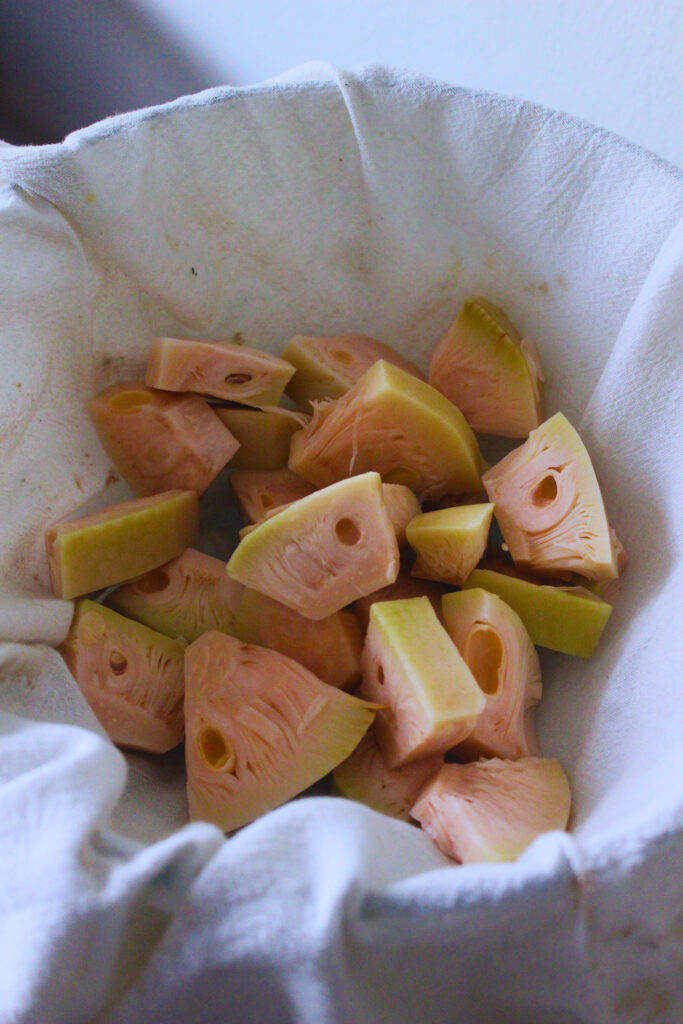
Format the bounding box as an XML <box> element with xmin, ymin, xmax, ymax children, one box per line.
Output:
<box><xmin>0</xmin><ymin>63</ymin><xmax>681</xmax><ymax>1023</ymax></box>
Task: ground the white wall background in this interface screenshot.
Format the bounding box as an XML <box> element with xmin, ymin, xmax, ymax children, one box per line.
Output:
<box><xmin>136</xmin><ymin>0</ymin><xmax>683</xmax><ymax>168</ymax></box>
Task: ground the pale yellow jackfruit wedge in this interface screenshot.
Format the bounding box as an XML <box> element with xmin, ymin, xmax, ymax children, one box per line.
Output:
<box><xmin>146</xmin><ymin>337</ymin><xmax>295</xmax><ymax>406</ymax></box>
<box><xmin>229</xmin><ymin>468</ymin><xmax>315</xmax><ymax>525</ymax></box>
<box><xmin>483</xmin><ymin>412</ymin><xmax>618</xmax><ymax>581</ymax></box>
<box><xmin>333</xmin><ymin>730</ymin><xmax>442</xmax><ymax>822</ymax></box>
<box><xmin>463</xmin><ymin>568</ymin><xmax>612</xmax><ymax>657</ymax></box>
<box><xmin>442</xmin><ymin>588</ymin><xmax>542</xmax><ymax>760</ymax></box>
<box><xmin>360</xmin><ymin>597</ymin><xmax>485</xmax><ymax>767</ymax></box>
<box><xmin>213</xmin><ymin>404</ymin><xmax>309</xmax><ymax>470</ymax></box>
<box><xmin>282</xmin><ymin>332</ymin><xmax>426</xmax><ymax>408</ymax></box>
<box><xmin>184</xmin><ymin>631</ymin><xmax>377</xmax><ymax>831</ymax></box>
<box><xmin>429</xmin><ymin>298</ymin><xmax>544</xmax><ymax>437</ymax></box>
<box><xmin>45</xmin><ymin>490</ymin><xmax>198</xmax><ymax>600</ymax></box>
<box><xmin>407</xmin><ymin>503</ymin><xmax>494</xmax><ymax>585</ymax></box>
<box><xmin>106</xmin><ymin>548</ymin><xmax>244</xmax><ymax>643</ymax></box>
<box><xmin>352</xmin><ymin>569</ymin><xmax>448</xmax><ymax>631</ymax></box>
<box><xmin>288</xmin><ymin>360</ymin><xmax>482</xmax><ymax>500</ymax></box>
<box><xmin>411</xmin><ymin>758</ymin><xmax>571</xmax><ymax>863</ymax></box>
<box><xmin>59</xmin><ymin>600</ymin><xmax>185</xmax><ymax>753</ymax></box>
<box><xmin>227</xmin><ymin>472</ymin><xmax>400</xmax><ymax>620</ymax></box>
<box><xmin>234</xmin><ymin>588</ymin><xmax>363</xmax><ymax>690</ymax></box>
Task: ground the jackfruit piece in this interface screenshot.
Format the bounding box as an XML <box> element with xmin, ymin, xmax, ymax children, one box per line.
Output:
<box><xmin>352</xmin><ymin>569</ymin><xmax>449</xmax><ymax>631</ymax></box>
<box><xmin>45</xmin><ymin>490</ymin><xmax>198</xmax><ymax>600</ymax></box>
<box><xmin>184</xmin><ymin>631</ymin><xmax>377</xmax><ymax>831</ymax></box>
<box><xmin>441</xmin><ymin>588</ymin><xmax>542</xmax><ymax>760</ymax></box>
<box><xmin>59</xmin><ymin>600</ymin><xmax>184</xmax><ymax>753</ymax></box>
<box><xmin>145</xmin><ymin>336</ymin><xmax>295</xmax><ymax>406</ymax></box>
<box><xmin>359</xmin><ymin>597</ymin><xmax>485</xmax><ymax>767</ymax></box>
<box><xmin>333</xmin><ymin>730</ymin><xmax>442</xmax><ymax>822</ymax></box>
<box><xmin>227</xmin><ymin>472</ymin><xmax>400</xmax><ymax>620</ymax></box>
<box><xmin>235</xmin><ymin>588</ymin><xmax>363</xmax><ymax>690</ymax></box>
<box><xmin>288</xmin><ymin>360</ymin><xmax>482</xmax><ymax>501</ymax></box>
<box><xmin>407</xmin><ymin>503</ymin><xmax>494</xmax><ymax>585</ymax></box>
<box><xmin>411</xmin><ymin>757</ymin><xmax>571</xmax><ymax>863</ymax></box>
<box><xmin>213</xmin><ymin>404</ymin><xmax>309</xmax><ymax>470</ymax></box>
<box><xmin>229</xmin><ymin>468</ymin><xmax>315</xmax><ymax>525</ymax></box>
<box><xmin>88</xmin><ymin>380</ymin><xmax>239</xmax><ymax>497</ymax></box>
<box><xmin>463</xmin><ymin>568</ymin><xmax>612</xmax><ymax>657</ymax></box>
<box><xmin>382</xmin><ymin>484</ymin><xmax>422</xmax><ymax>546</ymax></box>
<box><xmin>282</xmin><ymin>332</ymin><xmax>426</xmax><ymax>408</ymax></box>
<box><xmin>429</xmin><ymin>297</ymin><xmax>544</xmax><ymax>437</ymax></box>
<box><xmin>106</xmin><ymin>548</ymin><xmax>244</xmax><ymax>643</ymax></box>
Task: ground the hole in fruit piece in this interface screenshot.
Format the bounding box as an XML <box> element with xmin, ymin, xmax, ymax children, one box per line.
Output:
<box><xmin>109</xmin><ymin>650</ymin><xmax>128</xmax><ymax>675</ymax></box>
<box><xmin>259</xmin><ymin>492</ymin><xmax>275</xmax><ymax>509</ymax></box>
<box><xmin>197</xmin><ymin>726</ymin><xmax>235</xmax><ymax>771</ymax></box>
<box><xmin>225</xmin><ymin>373</ymin><xmax>252</xmax><ymax>386</ymax></box>
<box><xmin>335</xmin><ymin>517</ymin><xmax>360</xmax><ymax>545</ymax></box>
<box><xmin>109</xmin><ymin>390</ymin><xmax>154</xmax><ymax>413</ymax></box>
<box><xmin>383</xmin><ymin>467</ymin><xmax>420</xmax><ymax>488</ymax></box>
<box><xmin>532</xmin><ymin>474</ymin><xmax>558</xmax><ymax>506</ymax></box>
<box><xmin>464</xmin><ymin>625</ymin><xmax>503</xmax><ymax>695</ymax></box>
<box><xmin>333</xmin><ymin>349</ymin><xmax>354</xmax><ymax>366</ymax></box>
<box><xmin>377</xmin><ymin>664</ymin><xmax>385</xmax><ymax>684</ymax></box>
<box><xmin>136</xmin><ymin>568</ymin><xmax>170</xmax><ymax>594</ymax></box>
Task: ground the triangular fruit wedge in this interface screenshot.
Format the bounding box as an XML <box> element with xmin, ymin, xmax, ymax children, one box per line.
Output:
<box><xmin>333</xmin><ymin>730</ymin><xmax>442</xmax><ymax>822</ymax></box>
<box><xmin>441</xmin><ymin>588</ymin><xmax>542</xmax><ymax>759</ymax></box>
<box><xmin>288</xmin><ymin>360</ymin><xmax>482</xmax><ymax>500</ymax></box>
<box><xmin>229</xmin><ymin>468</ymin><xmax>315</xmax><ymax>525</ymax></box>
<box><xmin>359</xmin><ymin>597</ymin><xmax>485</xmax><ymax>767</ymax></box>
<box><xmin>482</xmin><ymin>412</ymin><xmax>619</xmax><ymax>581</ymax></box>
<box><xmin>226</xmin><ymin>472</ymin><xmax>400</xmax><ymax>620</ymax></box>
<box><xmin>106</xmin><ymin>548</ymin><xmax>244</xmax><ymax>643</ymax></box>
<box><xmin>59</xmin><ymin>600</ymin><xmax>185</xmax><ymax>753</ymax></box>
<box><xmin>411</xmin><ymin>758</ymin><xmax>571</xmax><ymax>863</ymax></box>
<box><xmin>407</xmin><ymin>503</ymin><xmax>494</xmax><ymax>585</ymax></box>
<box><xmin>282</xmin><ymin>332</ymin><xmax>425</xmax><ymax>408</ymax></box>
<box><xmin>429</xmin><ymin>297</ymin><xmax>544</xmax><ymax>437</ymax></box>
<box><xmin>184</xmin><ymin>631</ymin><xmax>377</xmax><ymax>831</ymax></box>
<box><xmin>213</xmin><ymin>404</ymin><xmax>309</xmax><ymax>470</ymax></box>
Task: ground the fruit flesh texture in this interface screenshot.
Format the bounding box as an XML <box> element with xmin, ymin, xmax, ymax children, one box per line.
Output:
<box><xmin>352</xmin><ymin>568</ymin><xmax>449</xmax><ymax>631</ymax></box>
<box><xmin>59</xmin><ymin>600</ymin><xmax>185</xmax><ymax>753</ymax></box>
<box><xmin>463</xmin><ymin>568</ymin><xmax>612</xmax><ymax>657</ymax></box>
<box><xmin>227</xmin><ymin>472</ymin><xmax>400</xmax><ymax>620</ymax></box>
<box><xmin>106</xmin><ymin>548</ymin><xmax>244</xmax><ymax>643</ymax></box>
<box><xmin>381</xmin><ymin>484</ymin><xmax>422</xmax><ymax>546</ymax></box>
<box><xmin>184</xmin><ymin>631</ymin><xmax>377</xmax><ymax>831</ymax></box>
<box><xmin>441</xmin><ymin>588</ymin><xmax>542</xmax><ymax>760</ymax></box>
<box><xmin>429</xmin><ymin>297</ymin><xmax>544</xmax><ymax>438</ymax></box>
<box><xmin>88</xmin><ymin>380</ymin><xmax>239</xmax><ymax>497</ymax></box>
<box><xmin>410</xmin><ymin>758</ymin><xmax>571</xmax><ymax>863</ymax></box>
<box><xmin>360</xmin><ymin>597</ymin><xmax>485</xmax><ymax>767</ymax></box>
<box><xmin>213</xmin><ymin>405</ymin><xmax>309</xmax><ymax>470</ymax></box>
<box><xmin>146</xmin><ymin>337</ymin><xmax>295</xmax><ymax>406</ymax></box>
<box><xmin>235</xmin><ymin>588</ymin><xmax>363</xmax><ymax>690</ymax></box>
<box><xmin>282</xmin><ymin>332</ymin><xmax>426</xmax><ymax>408</ymax></box>
<box><xmin>407</xmin><ymin>503</ymin><xmax>494</xmax><ymax>585</ymax></box>
<box><xmin>333</xmin><ymin>730</ymin><xmax>442</xmax><ymax>822</ymax></box>
<box><xmin>288</xmin><ymin>360</ymin><xmax>482</xmax><ymax>501</ymax></box>
<box><xmin>482</xmin><ymin>412</ymin><xmax>618</xmax><ymax>581</ymax></box>
<box><xmin>229</xmin><ymin>468</ymin><xmax>315</xmax><ymax>525</ymax></box>
<box><xmin>45</xmin><ymin>490</ymin><xmax>198</xmax><ymax>600</ymax></box>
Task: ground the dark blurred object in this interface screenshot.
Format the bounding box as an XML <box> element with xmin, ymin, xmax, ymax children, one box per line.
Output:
<box><xmin>0</xmin><ymin>0</ymin><xmax>221</xmax><ymax>145</ymax></box>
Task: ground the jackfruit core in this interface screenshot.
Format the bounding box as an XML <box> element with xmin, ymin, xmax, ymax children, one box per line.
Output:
<box><xmin>464</xmin><ymin>625</ymin><xmax>503</xmax><ymax>695</ymax></box>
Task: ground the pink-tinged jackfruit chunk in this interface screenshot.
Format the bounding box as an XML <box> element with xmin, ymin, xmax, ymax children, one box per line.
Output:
<box><xmin>88</xmin><ymin>380</ymin><xmax>239</xmax><ymax>497</ymax></box>
<box><xmin>411</xmin><ymin>758</ymin><xmax>571</xmax><ymax>863</ymax></box>
<box><xmin>145</xmin><ymin>336</ymin><xmax>295</xmax><ymax>406</ymax></box>
<box><xmin>105</xmin><ymin>548</ymin><xmax>243</xmax><ymax>643</ymax></box>
<box><xmin>229</xmin><ymin>468</ymin><xmax>315</xmax><ymax>525</ymax></box>
<box><xmin>59</xmin><ymin>600</ymin><xmax>184</xmax><ymax>753</ymax></box>
<box><xmin>213</xmin><ymin>404</ymin><xmax>309</xmax><ymax>470</ymax></box>
<box><xmin>184</xmin><ymin>631</ymin><xmax>377</xmax><ymax>831</ymax></box>
<box><xmin>333</xmin><ymin>731</ymin><xmax>442</xmax><ymax>822</ymax></box>
<box><xmin>353</xmin><ymin>569</ymin><xmax>449</xmax><ymax>631</ymax></box>
<box><xmin>235</xmin><ymin>588</ymin><xmax>362</xmax><ymax>690</ymax></box>
<box><xmin>360</xmin><ymin>597</ymin><xmax>485</xmax><ymax>767</ymax></box>
<box><xmin>463</xmin><ymin>568</ymin><xmax>612</xmax><ymax>657</ymax></box>
<box><xmin>382</xmin><ymin>484</ymin><xmax>421</xmax><ymax>546</ymax></box>
<box><xmin>441</xmin><ymin>589</ymin><xmax>542</xmax><ymax>760</ymax></box>
<box><xmin>45</xmin><ymin>490</ymin><xmax>198</xmax><ymax>600</ymax></box>
<box><xmin>282</xmin><ymin>332</ymin><xmax>426</xmax><ymax>408</ymax></box>
<box><xmin>288</xmin><ymin>360</ymin><xmax>482</xmax><ymax>501</ymax></box>
<box><xmin>429</xmin><ymin>298</ymin><xmax>544</xmax><ymax>438</ymax></box>
<box><xmin>227</xmin><ymin>472</ymin><xmax>400</xmax><ymax>620</ymax></box>
<box><xmin>407</xmin><ymin>503</ymin><xmax>494</xmax><ymax>585</ymax></box>
<box><xmin>483</xmin><ymin>413</ymin><xmax>619</xmax><ymax>581</ymax></box>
